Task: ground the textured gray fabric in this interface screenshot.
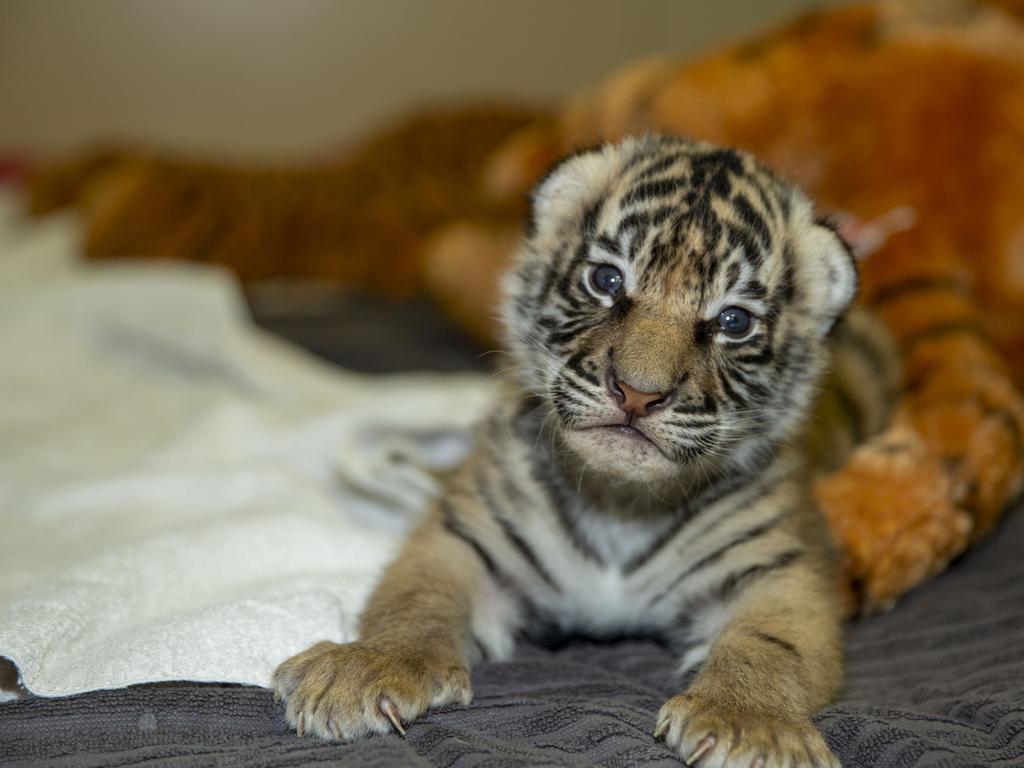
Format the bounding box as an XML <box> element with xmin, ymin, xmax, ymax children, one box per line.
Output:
<box><xmin>4</xmin><ymin>304</ymin><xmax>1021</xmax><ymax>766</ymax></box>
<box><xmin>3</xmin><ymin>504</ymin><xmax>1022</xmax><ymax>768</ymax></box>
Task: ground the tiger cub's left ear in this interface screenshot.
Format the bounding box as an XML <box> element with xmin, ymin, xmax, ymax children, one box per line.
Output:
<box><xmin>799</xmin><ymin>218</ymin><xmax>859</xmax><ymax>334</ymax></box>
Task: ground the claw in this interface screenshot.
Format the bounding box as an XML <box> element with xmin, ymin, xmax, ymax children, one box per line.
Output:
<box><xmin>296</xmin><ymin>711</ymin><xmax>305</xmax><ymax>738</ymax></box>
<box><xmin>329</xmin><ymin>720</ymin><xmax>343</xmax><ymax>741</ymax></box>
<box><xmin>379</xmin><ymin>697</ymin><xmax>406</xmax><ymax>737</ymax></box>
<box><xmin>653</xmin><ymin>716</ymin><xmax>670</xmax><ymax>740</ymax></box>
<box><xmin>688</xmin><ymin>735</ymin><xmax>716</xmax><ymax>764</ymax></box>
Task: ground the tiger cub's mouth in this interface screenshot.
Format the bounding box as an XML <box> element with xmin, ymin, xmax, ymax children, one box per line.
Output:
<box><xmin>586</xmin><ymin>423</ymin><xmax>651</xmax><ymax>443</ymax></box>
<box><xmin>575</xmin><ymin>421</ymin><xmax>674</xmax><ymax>463</ymax></box>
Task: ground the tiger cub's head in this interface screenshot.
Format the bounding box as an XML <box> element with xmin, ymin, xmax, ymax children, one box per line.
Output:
<box><xmin>501</xmin><ymin>136</ymin><xmax>856</xmax><ymax>485</ymax></box>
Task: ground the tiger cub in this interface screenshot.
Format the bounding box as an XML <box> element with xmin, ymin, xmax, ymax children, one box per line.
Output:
<box><xmin>274</xmin><ymin>136</ymin><xmax>895</xmax><ymax>767</ymax></box>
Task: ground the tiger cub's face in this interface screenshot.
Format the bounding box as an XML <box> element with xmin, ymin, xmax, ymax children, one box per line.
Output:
<box><xmin>502</xmin><ymin>136</ymin><xmax>857</xmax><ymax>485</ymax></box>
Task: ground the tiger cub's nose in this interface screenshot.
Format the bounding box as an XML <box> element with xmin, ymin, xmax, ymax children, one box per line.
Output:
<box><xmin>606</xmin><ymin>371</ymin><xmax>675</xmax><ymax>419</ymax></box>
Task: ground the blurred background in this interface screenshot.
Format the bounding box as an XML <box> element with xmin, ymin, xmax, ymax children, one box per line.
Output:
<box><xmin>1</xmin><ymin>0</ymin><xmax>1023</xmax><ymax>379</ymax></box>
<box><xmin>0</xmin><ymin>0</ymin><xmax>839</xmax><ymax>371</ymax></box>
<box><xmin>1</xmin><ymin>0</ymin><xmax>839</xmax><ymax>156</ymax></box>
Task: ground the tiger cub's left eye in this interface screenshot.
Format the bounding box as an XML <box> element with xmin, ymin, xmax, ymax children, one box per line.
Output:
<box><xmin>718</xmin><ymin>306</ymin><xmax>753</xmax><ymax>337</ymax></box>
<box><xmin>590</xmin><ymin>264</ymin><xmax>624</xmax><ymax>296</ymax></box>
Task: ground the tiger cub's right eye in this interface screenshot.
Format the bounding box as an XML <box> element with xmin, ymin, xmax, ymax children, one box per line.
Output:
<box><xmin>589</xmin><ymin>264</ymin><xmax>624</xmax><ymax>296</ymax></box>
<box><xmin>718</xmin><ymin>306</ymin><xmax>753</xmax><ymax>337</ymax></box>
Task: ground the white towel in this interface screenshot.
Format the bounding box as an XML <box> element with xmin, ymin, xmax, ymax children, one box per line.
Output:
<box><xmin>0</xmin><ymin>190</ymin><xmax>494</xmax><ymax>698</ymax></box>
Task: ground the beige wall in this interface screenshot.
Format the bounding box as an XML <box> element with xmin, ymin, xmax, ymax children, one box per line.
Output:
<box><xmin>0</xmin><ymin>0</ymin><xmax>841</xmax><ymax>158</ymax></box>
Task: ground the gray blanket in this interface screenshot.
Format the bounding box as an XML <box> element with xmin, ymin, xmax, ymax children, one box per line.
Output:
<box><xmin>3</xmin><ymin>502</ymin><xmax>1022</xmax><ymax>767</ymax></box>
<box><xmin>4</xmin><ymin>301</ymin><xmax>1022</xmax><ymax>767</ymax></box>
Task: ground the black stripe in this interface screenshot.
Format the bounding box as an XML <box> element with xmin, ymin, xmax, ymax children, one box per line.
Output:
<box><xmin>614</xmin><ymin>211</ymin><xmax>649</xmax><ymax>241</ymax></box>
<box><xmin>475</xmin><ymin>467</ymin><xmax>560</xmax><ymax>591</ymax></box>
<box><xmin>740</xmin><ymin>280</ymin><xmax>767</xmax><ymax>301</ymax></box>
<box><xmin>547</xmin><ymin>322</ymin><xmax>601</xmax><ymax>347</ymax></box>
<box><xmin>634</xmin><ymin>151</ymin><xmax>688</xmax><ymax>181</ymax></box>
<box><xmin>649</xmin><ymin>205</ymin><xmax>679</xmax><ymax>227</ymax></box>
<box><xmin>649</xmin><ymin>508</ymin><xmax>792</xmax><ymax>605</ymax></box>
<box><xmin>684</xmin><ymin>510</ymin><xmax>792</xmax><ymax>579</ymax></box>
<box><xmin>717</xmin><ymin>368</ymin><xmax>749</xmax><ymax>408</ymax></box>
<box><xmin>735</xmin><ymin>346</ymin><xmax>774</xmax><ymax>365</ymax></box>
<box><xmin>582</xmin><ymin>199</ymin><xmax>603</xmax><ymax>237</ymax></box>
<box><xmin>717</xmin><ymin>548</ymin><xmax>803</xmax><ymax>602</ymax></box>
<box><xmin>528</xmin><ymin>448</ymin><xmax>605</xmax><ymax>565</ymax></box>
<box><xmin>625</xmin><ymin>228</ymin><xmax>648</xmax><ymax>264</ymax></box>
<box><xmin>551</xmin><ymin>382</ymin><xmax>593</xmax><ymax>412</ymax></box>
<box><xmin>624</xmin><ymin>177</ymin><xmax>686</xmax><ymax>205</ymax></box>
<box><xmin>690</xmin><ymin>151</ymin><xmax>740</xmax><ymax>199</ymax></box>
<box><xmin>440</xmin><ymin>498</ymin><xmax>499</xmax><ymax>578</ymax></box>
<box><xmin>751</xmin><ymin>630</ymin><xmax>802</xmax><ymax>660</ymax></box>
<box><xmin>565</xmin><ymin>350</ymin><xmax>599</xmax><ymax>386</ymax></box>
<box><xmin>665</xmin><ymin>550</ymin><xmax>803</xmax><ymax>648</ymax></box>
<box><xmin>725</xmin><ymin>261</ymin><xmax>742</xmax><ymax>292</ymax></box>
<box><xmin>645</xmin><ymin>238</ymin><xmax>676</xmax><ymax>274</ymax></box>
<box><xmin>695</xmin><ymin>249</ymin><xmax>722</xmax><ymax>292</ymax></box>
<box><xmin>870</xmin><ymin>276</ymin><xmax>969</xmax><ymax>307</ymax></box>
<box><xmin>550</xmin><ymin>391</ymin><xmax>582</xmax><ymax>422</ymax></box>
<box><xmin>559</xmin><ymin>372</ymin><xmax>599</xmax><ymax>401</ymax></box>
<box><xmin>442</xmin><ymin>498</ymin><xmax>548</xmax><ymax>627</ymax></box>
<box><xmin>594</xmin><ymin>233</ymin><xmax>621</xmax><ymax>257</ymax></box>
<box><xmin>553</xmin><ymin>241</ymin><xmax>590</xmax><ymax>304</ymax></box>
<box><xmin>727</xmin><ymin>223</ymin><xmax>764</xmax><ymax>267</ymax></box>
<box><xmin>774</xmin><ymin>245</ymin><xmax>796</xmax><ymax>304</ymax></box>
<box><xmin>674</xmin><ymin>392</ymin><xmax>718</xmax><ymax>416</ymax></box>
<box><xmin>727</xmin><ymin>367</ymin><xmax>770</xmax><ymax>399</ymax></box>
<box><xmin>750</xmin><ymin>175</ymin><xmax>782</xmax><ymax>222</ymax></box>
<box><xmin>772</xmin><ymin>332</ymin><xmax>800</xmax><ymax>375</ymax></box>
<box><xmin>534</xmin><ymin>242</ymin><xmax>569</xmax><ymax>308</ymax></box>
<box><xmin>733</xmin><ymin>194</ymin><xmax>770</xmax><ymax>249</ymax></box>
<box><xmin>763</xmin><ymin>295</ymin><xmax>783</xmax><ymax>327</ymax></box>
<box><xmin>623</xmin><ymin>468</ymin><xmax>774</xmax><ymax>574</ymax></box>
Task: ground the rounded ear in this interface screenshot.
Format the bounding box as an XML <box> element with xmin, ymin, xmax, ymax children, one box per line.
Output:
<box><xmin>525</xmin><ymin>144</ymin><xmax>618</xmax><ymax>240</ymax></box>
<box><xmin>800</xmin><ymin>219</ymin><xmax>859</xmax><ymax>333</ymax></box>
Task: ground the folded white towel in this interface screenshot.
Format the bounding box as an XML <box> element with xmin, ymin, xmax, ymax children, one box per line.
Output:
<box><xmin>0</xmin><ymin>191</ymin><xmax>493</xmax><ymax>698</ymax></box>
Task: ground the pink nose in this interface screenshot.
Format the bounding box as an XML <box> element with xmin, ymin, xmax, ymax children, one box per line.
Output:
<box><xmin>607</xmin><ymin>373</ymin><xmax>674</xmax><ymax>418</ymax></box>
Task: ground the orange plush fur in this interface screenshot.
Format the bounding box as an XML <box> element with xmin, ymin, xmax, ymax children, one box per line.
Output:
<box><xmin>29</xmin><ymin>107</ymin><xmax>539</xmax><ymax>294</ymax></box>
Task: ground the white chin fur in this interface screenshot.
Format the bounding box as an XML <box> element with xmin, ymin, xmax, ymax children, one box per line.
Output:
<box><xmin>561</xmin><ymin>426</ymin><xmax>679</xmax><ymax>483</ymax></box>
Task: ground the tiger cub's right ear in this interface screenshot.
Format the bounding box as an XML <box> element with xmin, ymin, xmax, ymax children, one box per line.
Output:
<box><xmin>526</xmin><ymin>144</ymin><xmax>618</xmax><ymax>241</ymax></box>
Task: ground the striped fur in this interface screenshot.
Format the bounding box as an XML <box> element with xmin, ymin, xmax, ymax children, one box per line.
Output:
<box><xmin>274</xmin><ymin>137</ymin><xmax>896</xmax><ymax>766</ymax></box>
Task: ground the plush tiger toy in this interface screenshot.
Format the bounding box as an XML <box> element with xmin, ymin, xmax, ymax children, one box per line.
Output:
<box><xmin>273</xmin><ymin>136</ymin><xmax>899</xmax><ymax>767</ymax></box>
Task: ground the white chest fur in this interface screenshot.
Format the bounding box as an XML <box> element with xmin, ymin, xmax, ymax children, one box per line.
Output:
<box><xmin>519</xmin><ymin>504</ymin><xmax>685</xmax><ymax>635</ymax></box>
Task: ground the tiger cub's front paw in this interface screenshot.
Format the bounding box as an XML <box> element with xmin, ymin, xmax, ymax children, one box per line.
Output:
<box><xmin>272</xmin><ymin>640</ymin><xmax>472</xmax><ymax>741</ymax></box>
<box><xmin>655</xmin><ymin>693</ymin><xmax>839</xmax><ymax>768</ymax></box>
